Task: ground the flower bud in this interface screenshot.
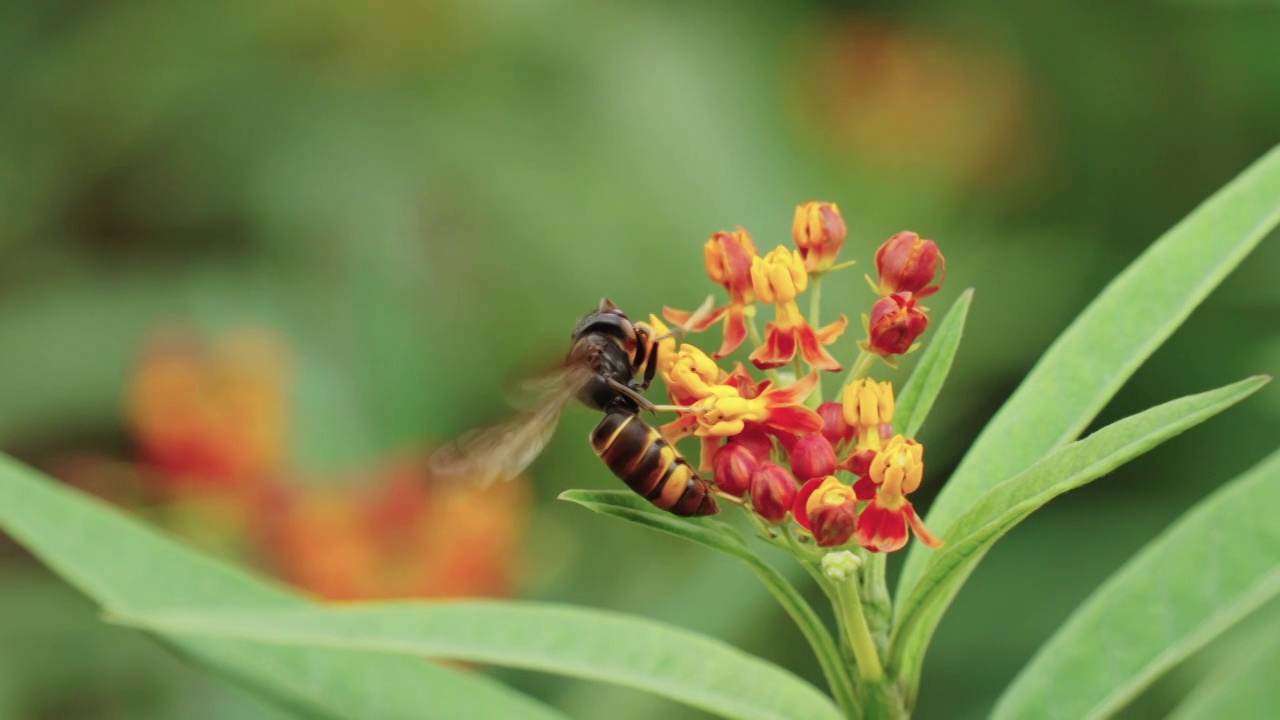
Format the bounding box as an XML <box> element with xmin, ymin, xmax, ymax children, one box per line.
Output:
<box><xmin>792</xmin><ymin>201</ymin><xmax>847</xmax><ymax>274</ymax></box>
<box><xmin>794</xmin><ymin>476</ymin><xmax>859</xmax><ymax>547</ymax></box>
<box><xmin>789</xmin><ymin>434</ymin><xmax>837</xmax><ymax>480</ymax></box>
<box><xmin>704</xmin><ymin>229</ymin><xmax>759</xmax><ymax>305</ymax></box>
<box><xmin>810</xmin><ymin>500</ymin><xmax>858</xmax><ymax>547</ymax></box>
<box><xmin>750</xmin><ymin>461</ymin><xmax>798</xmax><ymax>525</ymax></box>
<box><xmin>875</xmin><ymin>231</ymin><xmax>944</xmax><ymax>298</ymax></box>
<box><xmin>820</xmin><ymin>550</ymin><xmax>862</xmax><ymax>581</ymax></box>
<box><xmin>712</xmin><ymin>442</ymin><xmax>759</xmax><ymax>497</ymax></box>
<box><xmin>865</xmin><ymin>293</ymin><xmax>928</xmax><ymax>356</ymax></box>
<box><xmin>818</xmin><ymin>401</ymin><xmax>854</xmax><ymax>450</ymax></box>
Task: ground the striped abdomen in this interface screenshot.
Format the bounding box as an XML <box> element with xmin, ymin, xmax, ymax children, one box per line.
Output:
<box><xmin>589</xmin><ymin>410</ymin><xmax>718</xmax><ymax>516</ymax></box>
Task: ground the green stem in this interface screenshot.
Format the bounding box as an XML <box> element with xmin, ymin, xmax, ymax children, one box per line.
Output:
<box><xmin>841</xmin><ymin>349</ymin><xmax>876</xmax><ymax>391</ymax></box>
<box><xmin>738</xmin><ymin>552</ymin><xmax>862</xmax><ymax>719</ymax></box>
<box><xmin>860</xmin><ymin>552</ymin><xmax>893</xmax><ymax>657</ymax></box>
<box><xmin>833</xmin><ymin>574</ymin><xmax>885</xmax><ymax>682</ymax></box>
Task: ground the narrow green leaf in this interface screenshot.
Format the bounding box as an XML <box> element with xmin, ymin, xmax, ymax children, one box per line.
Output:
<box><xmin>1169</xmin><ymin>625</ymin><xmax>1280</xmax><ymax>720</ymax></box>
<box><xmin>899</xmin><ymin>146</ymin><xmax>1280</xmax><ymax>603</ymax></box>
<box><xmin>894</xmin><ymin>288</ymin><xmax>974</xmax><ymax>438</ymax></box>
<box><xmin>0</xmin><ymin>455</ymin><xmax>565</xmax><ymax>720</ymax></box>
<box><xmin>560</xmin><ymin>490</ymin><xmax>861</xmax><ymax>719</ymax></box>
<box><xmin>114</xmin><ymin>601</ymin><xmax>842</xmax><ymax>720</ymax></box>
<box><xmin>889</xmin><ymin>376</ymin><xmax>1269</xmax><ymax>703</ymax></box>
<box><xmin>994</xmin><ymin>447</ymin><xmax>1280</xmax><ymax>720</ymax></box>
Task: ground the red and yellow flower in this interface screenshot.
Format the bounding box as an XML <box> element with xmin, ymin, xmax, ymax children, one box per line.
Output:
<box><xmin>749</xmin><ymin>246</ymin><xmax>849</xmax><ymax>371</ymax></box>
<box><xmin>851</xmin><ymin>435</ymin><xmax>942</xmax><ymax>552</ymax></box>
<box><xmin>664</xmin><ymin>229</ymin><xmax>760</xmax><ymax>358</ymax></box>
<box><xmin>794</xmin><ymin>475</ymin><xmax>860</xmax><ymax>547</ymax></box>
<box><xmin>792</xmin><ymin>201</ymin><xmax>848</xmax><ymax>274</ymax></box>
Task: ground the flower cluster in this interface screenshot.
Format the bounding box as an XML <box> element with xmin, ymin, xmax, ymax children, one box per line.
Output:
<box><xmin>656</xmin><ymin>202</ymin><xmax>945</xmax><ymax>553</ymax></box>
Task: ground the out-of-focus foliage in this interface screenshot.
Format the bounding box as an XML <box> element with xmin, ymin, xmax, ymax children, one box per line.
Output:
<box><xmin>1</xmin><ymin>0</ymin><xmax>1278</xmax><ymax>717</ymax></box>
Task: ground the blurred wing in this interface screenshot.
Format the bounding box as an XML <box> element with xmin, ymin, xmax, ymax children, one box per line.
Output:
<box><xmin>430</xmin><ymin>364</ymin><xmax>593</xmax><ymax>486</ymax></box>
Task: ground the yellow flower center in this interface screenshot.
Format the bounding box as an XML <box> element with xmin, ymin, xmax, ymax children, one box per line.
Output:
<box><xmin>869</xmin><ymin>435</ymin><xmax>925</xmax><ymax>506</ymax></box>
<box><xmin>695</xmin><ymin>390</ymin><xmax>769</xmax><ymax>437</ymax></box>
<box><xmin>750</xmin><ymin>246</ymin><xmax>808</xmax><ymax>305</ymax></box>
<box><xmin>843</xmin><ymin>379</ymin><xmax>895</xmax><ymax>449</ymax></box>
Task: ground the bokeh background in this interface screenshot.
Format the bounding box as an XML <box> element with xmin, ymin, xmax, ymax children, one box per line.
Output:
<box><xmin>2</xmin><ymin>1</ymin><xmax>1279</xmax><ymax>718</ymax></box>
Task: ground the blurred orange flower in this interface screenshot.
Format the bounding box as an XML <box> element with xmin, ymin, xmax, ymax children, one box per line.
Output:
<box><xmin>126</xmin><ymin>326</ymin><xmax>290</xmax><ymax>500</ymax></box>
<box><xmin>259</xmin><ymin>455</ymin><xmax>529</xmax><ymax>601</ymax></box>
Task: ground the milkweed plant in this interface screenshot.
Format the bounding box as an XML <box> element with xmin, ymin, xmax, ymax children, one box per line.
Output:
<box><xmin>2</xmin><ymin>147</ymin><xmax>1280</xmax><ymax>719</ymax></box>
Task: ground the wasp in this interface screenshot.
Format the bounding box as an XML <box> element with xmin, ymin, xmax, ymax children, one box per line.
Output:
<box><xmin>431</xmin><ymin>298</ymin><xmax>719</xmax><ymax>516</ymax></box>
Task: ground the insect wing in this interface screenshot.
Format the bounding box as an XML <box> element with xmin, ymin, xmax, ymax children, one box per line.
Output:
<box><xmin>431</xmin><ymin>365</ymin><xmax>591</xmax><ymax>486</ymax></box>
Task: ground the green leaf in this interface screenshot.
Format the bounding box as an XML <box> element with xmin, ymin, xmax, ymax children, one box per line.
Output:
<box><xmin>889</xmin><ymin>376</ymin><xmax>1269</xmax><ymax>704</ymax></box>
<box><xmin>1169</xmin><ymin>626</ymin><xmax>1280</xmax><ymax>720</ymax></box>
<box><xmin>114</xmin><ymin>601</ymin><xmax>842</xmax><ymax>720</ymax></box>
<box><xmin>0</xmin><ymin>455</ymin><xmax>566</xmax><ymax>720</ymax></box>
<box><xmin>899</xmin><ymin>146</ymin><xmax>1280</xmax><ymax>604</ymax></box>
<box><xmin>993</xmin><ymin>446</ymin><xmax>1280</xmax><ymax>720</ymax></box>
<box><xmin>560</xmin><ymin>489</ymin><xmax>861</xmax><ymax>719</ymax></box>
<box><xmin>894</xmin><ymin>288</ymin><xmax>974</xmax><ymax>439</ymax></box>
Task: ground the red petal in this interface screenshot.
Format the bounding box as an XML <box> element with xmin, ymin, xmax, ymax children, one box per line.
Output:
<box><xmin>814</xmin><ymin>314</ymin><xmax>850</xmax><ymax>345</ymax></box>
<box><xmin>663</xmin><ymin>305</ymin><xmax>728</xmax><ymax>332</ymax></box>
<box><xmin>851</xmin><ymin>475</ymin><xmax>877</xmax><ymax>501</ymax></box>
<box><xmin>715</xmin><ymin>304</ymin><xmax>749</xmax><ymax>357</ymax></box>
<box><xmin>903</xmin><ymin>504</ymin><xmax>944</xmax><ymax>548</ymax></box>
<box><xmin>763</xmin><ymin>371</ymin><xmax>819</xmax><ymax>405</ymax></box>
<box><xmin>748</xmin><ymin>323</ymin><xmax>797</xmax><ymax>369</ymax></box>
<box><xmin>797</xmin><ymin>324</ymin><xmax>843</xmax><ymax>372</ymax></box>
<box><xmin>792</xmin><ymin>477</ymin><xmax>826</xmax><ymax>531</ymax></box>
<box><xmin>855</xmin><ymin>503</ymin><xmax>908</xmax><ymax>553</ymax></box>
<box><xmin>764</xmin><ymin>405</ymin><xmax>824</xmax><ymax>436</ymax></box>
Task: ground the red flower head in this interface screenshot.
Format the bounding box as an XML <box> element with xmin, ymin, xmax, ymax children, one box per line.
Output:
<box><xmin>748</xmin><ymin>246</ymin><xmax>849</xmax><ymax>371</ymax></box>
<box><xmin>794</xmin><ymin>476</ymin><xmax>859</xmax><ymax>547</ymax></box>
<box><xmin>861</xmin><ymin>292</ymin><xmax>929</xmax><ymax>358</ymax></box>
<box><xmin>750</xmin><ymin>461</ymin><xmax>798</xmax><ymax>525</ymax></box>
<box><xmin>664</xmin><ymin>228</ymin><xmax>760</xmax><ymax>358</ymax></box>
<box><xmin>852</xmin><ymin>435</ymin><xmax>942</xmax><ymax>553</ymax></box>
<box><xmin>792</xmin><ymin>201</ymin><xmax>847</xmax><ymax>274</ymax></box>
<box><xmin>875</xmin><ymin>231</ymin><xmax>944</xmax><ymax>298</ymax></box>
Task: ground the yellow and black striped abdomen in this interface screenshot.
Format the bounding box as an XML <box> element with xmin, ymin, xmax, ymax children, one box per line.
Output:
<box><xmin>589</xmin><ymin>411</ymin><xmax>718</xmax><ymax>516</ymax></box>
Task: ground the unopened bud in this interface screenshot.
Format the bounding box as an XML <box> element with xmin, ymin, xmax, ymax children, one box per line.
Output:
<box><xmin>818</xmin><ymin>401</ymin><xmax>854</xmax><ymax>450</ymax></box>
<box><xmin>792</xmin><ymin>201</ymin><xmax>847</xmax><ymax>274</ymax></box>
<box><xmin>875</xmin><ymin>231</ymin><xmax>944</xmax><ymax>298</ymax></box>
<box><xmin>789</xmin><ymin>434</ymin><xmax>837</xmax><ymax>480</ymax></box>
<box><xmin>820</xmin><ymin>550</ymin><xmax>862</xmax><ymax>581</ymax></box>
<box><xmin>865</xmin><ymin>293</ymin><xmax>929</xmax><ymax>357</ymax></box>
<box><xmin>712</xmin><ymin>442</ymin><xmax>759</xmax><ymax>497</ymax></box>
<box><xmin>750</xmin><ymin>461</ymin><xmax>798</xmax><ymax>525</ymax></box>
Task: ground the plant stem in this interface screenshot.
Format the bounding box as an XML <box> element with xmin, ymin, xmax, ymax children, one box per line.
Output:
<box><xmin>833</xmin><ymin>575</ymin><xmax>885</xmax><ymax>682</ymax></box>
<box><xmin>841</xmin><ymin>349</ymin><xmax>876</xmax><ymax>391</ymax></box>
<box><xmin>860</xmin><ymin>552</ymin><xmax>893</xmax><ymax>657</ymax></box>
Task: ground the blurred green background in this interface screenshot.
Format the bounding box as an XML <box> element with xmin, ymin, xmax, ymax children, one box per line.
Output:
<box><xmin>2</xmin><ymin>1</ymin><xmax>1279</xmax><ymax>718</ymax></box>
